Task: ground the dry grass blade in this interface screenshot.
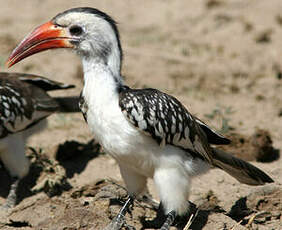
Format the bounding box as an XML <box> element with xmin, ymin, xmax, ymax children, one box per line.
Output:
<box><xmin>245</xmin><ymin>211</ymin><xmax>269</xmax><ymax>229</ymax></box>
<box><xmin>230</xmin><ymin>220</ymin><xmax>242</xmax><ymax>230</ymax></box>
<box><xmin>183</xmin><ymin>209</ymin><xmax>199</xmax><ymax>230</ymax></box>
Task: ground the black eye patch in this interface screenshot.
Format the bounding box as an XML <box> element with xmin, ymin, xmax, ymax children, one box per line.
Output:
<box><xmin>69</xmin><ymin>25</ymin><xmax>83</xmax><ymax>36</ymax></box>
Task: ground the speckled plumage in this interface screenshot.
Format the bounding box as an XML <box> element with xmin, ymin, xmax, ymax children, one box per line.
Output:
<box><xmin>119</xmin><ymin>88</ymin><xmax>208</xmax><ymax>160</ymax></box>
<box><xmin>0</xmin><ymin>72</ymin><xmax>79</xmax><ymax>209</ymax></box>
<box><xmin>0</xmin><ymin>72</ymin><xmax>75</xmax><ymax>138</ymax></box>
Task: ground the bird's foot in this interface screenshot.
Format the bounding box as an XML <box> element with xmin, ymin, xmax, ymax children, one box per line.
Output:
<box><xmin>140</xmin><ymin>209</ymin><xmax>175</xmax><ymax>229</ymax></box>
<box><xmin>0</xmin><ymin>178</ymin><xmax>19</xmax><ymax>218</ymax></box>
<box><xmin>104</xmin><ymin>196</ymin><xmax>135</xmax><ymax>230</ymax></box>
<box><xmin>0</xmin><ymin>204</ymin><xmax>12</xmax><ymax>219</ymax></box>
<box><xmin>103</xmin><ymin>214</ymin><xmax>125</xmax><ymax>230</ymax></box>
<box><xmin>104</xmin><ymin>215</ymin><xmax>136</xmax><ymax>230</ymax></box>
<box><xmin>160</xmin><ymin>211</ymin><xmax>176</xmax><ymax>230</ymax></box>
<box><xmin>1</xmin><ymin>178</ymin><xmax>19</xmax><ymax>210</ymax></box>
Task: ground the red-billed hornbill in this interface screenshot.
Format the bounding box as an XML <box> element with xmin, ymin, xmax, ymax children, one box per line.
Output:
<box><xmin>7</xmin><ymin>8</ymin><xmax>273</xmax><ymax>229</ymax></box>
<box><xmin>0</xmin><ymin>72</ymin><xmax>79</xmax><ymax>210</ymax></box>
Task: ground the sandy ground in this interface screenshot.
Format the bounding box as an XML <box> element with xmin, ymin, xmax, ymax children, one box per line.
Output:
<box><xmin>0</xmin><ymin>0</ymin><xmax>281</xmax><ymax>229</ymax></box>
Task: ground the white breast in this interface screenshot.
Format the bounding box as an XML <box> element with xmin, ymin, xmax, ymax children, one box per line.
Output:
<box><xmin>82</xmin><ymin>65</ymin><xmax>157</xmax><ymax>176</ymax></box>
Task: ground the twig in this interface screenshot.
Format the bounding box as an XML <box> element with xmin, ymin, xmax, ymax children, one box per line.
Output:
<box><xmin>230</xmin><ymin>220</ymin><xmax>242</xmax><ymax>230</ymax></box>
<box><xmin>183</xmin><ymin>208</ymin><xmax>199</xmax><ymax>230</ymax></box>
<box><xmin>245</xmin><ymin>211</ymin><xmax>269</xmax><ymax>229</ymax></box>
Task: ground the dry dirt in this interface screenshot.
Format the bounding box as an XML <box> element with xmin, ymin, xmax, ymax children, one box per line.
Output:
<box><xmin>0</xmin><ymin>0</ymin><xmax>281</xmax><ymax>229</ymax></box>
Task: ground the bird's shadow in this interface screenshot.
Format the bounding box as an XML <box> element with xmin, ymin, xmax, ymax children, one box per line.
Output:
<box><xmin>227</xmin><ymin>197</ymin><xmax>252</xmax><ymax>224</ymax></box>
<box><xmin>0</xmin><ymin>139</ymin><xmax>101</xmax><ymax>205</ymax></box>
<box><xmin>55</xmin><ymin>139</ymin><xmax>101</xmax><ymax>179</ymax></box>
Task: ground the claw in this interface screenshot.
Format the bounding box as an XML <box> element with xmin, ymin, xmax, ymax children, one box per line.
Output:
<box><xmin>160</xmin><ymin>211</ymin><xmax>176</xmax><ymax>230</ymax></box>
<box><xmin>103</xmin><ymin>215</ymin><xmax>125</xmax><ymax>230</ymax></box>
<box><xmin>104</xmin><ymin>196</ymin><xmax>135</xmax><ymax>230</ymax></box>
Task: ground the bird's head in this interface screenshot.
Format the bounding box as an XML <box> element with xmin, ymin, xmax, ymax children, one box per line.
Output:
<box><xmin>7</xmin><ymin>7</ymin><xmax>122</xmax><ymax>74</ymax></box>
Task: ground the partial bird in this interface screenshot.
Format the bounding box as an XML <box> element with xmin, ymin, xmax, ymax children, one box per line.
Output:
<box><xmin>0</xmin><ymin>72</ymin><xmax>79</xmax><ymax>210</ymax></box>
<box><xmin>7</xmin><ymin>8</ymin><xmax>273</xmax><ymax>229</ymax></box>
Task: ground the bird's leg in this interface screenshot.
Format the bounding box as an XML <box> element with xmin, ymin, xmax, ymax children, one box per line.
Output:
<box><xmin>1</xmin><ymin>177</ymin><xmax>19</xmax><ymax>210</ymax></box>
<box><xmin>115</xmin><ymin>196</ymin><xmax>135</xmax><ymax>226</ymax></box>
<box><xmin>104</xmin><ymin>196</ymin><xmax>135</xmax><ymax>230</ymax></box>
<box><xmin>117</xmin><ymin>196</ymin><xmax>134</xmax><ymax>220</ymax></box>
<box><xmin>160</xmin><ymin>210</ymin><xmax>176</xmax><ymax>230</ymax></box>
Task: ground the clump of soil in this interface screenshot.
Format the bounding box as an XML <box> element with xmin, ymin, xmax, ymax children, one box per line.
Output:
<box><xmin>228</xmin><ymin>185</ymin><xmax>282</xmax><ymax>229</ymax></box>
<box><xmin>1</xmin><ymin>165</ymin><xmax>281</xmax><ymax>230</ymax></box>
<box><xmin>246</xmin><ymin>185</ymin><xmax>281</xmax><ymax>218</ymax></box>
<box><xmin>0</xmin><ymin>180</ymin><xmax>157</xmax><ymax>230</ymax></box>
<box><xmin>195</xmin><ymin>190</ymin><xmax>223</xmax><ymax>212</ymax></box>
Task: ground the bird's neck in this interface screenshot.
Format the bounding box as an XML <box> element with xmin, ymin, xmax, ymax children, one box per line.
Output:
<box><xmin>107</xmin><ymin>44</ymin><xmax>122</xmax><ymax>77</ymax></box>
<box><xmin>81</xmin><ymin>56</ymin><xmax>124</xmax><ymax>107</ymax></box>
<box><xmin>83</xmin><ymin>38</ymin><xmax>122</xmax><ymax>78</ymax></box>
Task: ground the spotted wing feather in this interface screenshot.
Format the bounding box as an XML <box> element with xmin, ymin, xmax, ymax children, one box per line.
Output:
<box><xmin>0</xmin><ymin>77</ymin><xmax>57</xmax><ymax>138</ymax></box>
<box><xmin>119</xmin><ymin>88</ymin><xmax>213</xmax><ymax>162</ymax></box>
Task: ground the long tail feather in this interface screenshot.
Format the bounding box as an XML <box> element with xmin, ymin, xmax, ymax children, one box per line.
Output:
<box><xmin>211</xmin><ymin>148</ymin><xmax>274</xmax><ymax>185</ymax></box>
<box><xmin>54</xmin><ymin>96</ymin><xmax>80</xmax><ymax>113</ymax></box>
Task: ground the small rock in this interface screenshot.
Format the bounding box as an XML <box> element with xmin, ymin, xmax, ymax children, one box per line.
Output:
<box><xmin>255</xmin><ymin>29</ymin><xmax>272</xmax><ymax>43</ymax></box>
<box><xmin>206</xmin><ymin>0</ymin><xmax>225</xmax><ymax>9</ymax></box>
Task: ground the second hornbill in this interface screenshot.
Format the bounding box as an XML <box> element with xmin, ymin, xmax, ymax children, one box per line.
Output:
<box><xmin>0</xmin><ymin>72</ymin><xmax>79</xmax><ymax>210</ymax></box>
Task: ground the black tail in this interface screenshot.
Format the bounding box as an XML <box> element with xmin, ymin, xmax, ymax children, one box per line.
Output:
<box><xmin>212</xmin><ymin>148</ymin><xmax>274</xmax><ymax>185</ymax></box>
<box><xmin>54</xmin><ymin>96</ymin><xmax>80</xmax><ymax>113</ymax></box>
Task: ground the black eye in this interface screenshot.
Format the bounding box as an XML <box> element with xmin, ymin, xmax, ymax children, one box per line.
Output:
<box><xmin>69</xmin><ymin>25</ymin><xmax>83</xmax><ymax>36</ymax></box>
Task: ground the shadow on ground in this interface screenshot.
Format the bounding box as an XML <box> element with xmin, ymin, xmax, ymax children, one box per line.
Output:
<box><xmin>55</xmin><ymin>139</ymin><xmax>101</xmax><ymax>178</ymax></box>
<box><xmin>0</xmin><ymin>139</ymin><xmax>101</xmax><ymax>206</ymax></box>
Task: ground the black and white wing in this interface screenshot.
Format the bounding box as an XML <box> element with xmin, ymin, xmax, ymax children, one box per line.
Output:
<box><xmin>0</xmin><ymin>77</ymin><xmax>55</xmax><ymax>138</ymax></box>
<box><xmin>119</xmin><ymin>88</ymin><xmax>215</xmax><ymax>163</ymax></box>
<box><xmin>0</xmin><ymin>73</ymin><xmax>77</xmax><ymax>138</ymax></box>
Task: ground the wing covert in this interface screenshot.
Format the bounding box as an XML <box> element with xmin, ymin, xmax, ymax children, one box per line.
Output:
<box><xmin>119</xmin><ymin>88</ymin><xmax>213</xmax><ymax>162</ymax></box>
<box><xmin>0</xmin><ymin>80</ymin><xmax>34</xmax><ymax>137</ymax></box>
<box><xmin>0</xmin><ymin>77</ymin><xmax>56</xmax><ymax>138</ymax></box>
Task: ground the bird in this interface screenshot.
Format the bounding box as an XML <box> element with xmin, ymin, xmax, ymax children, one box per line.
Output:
<box><xmin>7</xmin><ymin>7</ymin><xmax>274</xmax><ymax>229</ymax></box>
<box><xmin>0</xmin><ymin>72</ymin><xmax>80</xmax><ymax>210</ymax></box>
